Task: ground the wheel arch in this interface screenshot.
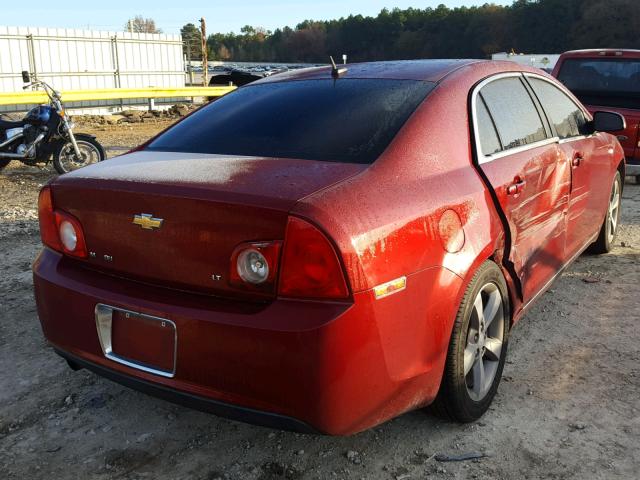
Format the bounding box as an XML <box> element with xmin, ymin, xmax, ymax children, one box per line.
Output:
<box><xmin>449</xmin><ymin>249</ymin><xmax>517</xmax><ymax>337</ymax></box>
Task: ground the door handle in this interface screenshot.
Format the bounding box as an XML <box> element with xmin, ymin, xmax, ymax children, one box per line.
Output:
<box><xmin>507</xmin><ymin>177</ymin><xmax>526</xmax><ymax>195</ymax></box>
<box><xmin>572</xmin><ymin>152</ymin><xmax>583</xmax><ymax>167</ymax></box>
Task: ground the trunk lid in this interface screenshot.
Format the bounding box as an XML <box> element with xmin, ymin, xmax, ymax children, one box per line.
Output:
<box><xmin>52</xmin><ymin>151</ymin><xmax>364</xmax><ymax>299</ymax></box>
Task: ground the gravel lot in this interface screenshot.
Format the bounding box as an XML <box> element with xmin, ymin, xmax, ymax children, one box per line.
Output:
<box><xmin>1</xmin><ymin>122</ymin><xmax>639</xmax><ymax>479</ymax></box>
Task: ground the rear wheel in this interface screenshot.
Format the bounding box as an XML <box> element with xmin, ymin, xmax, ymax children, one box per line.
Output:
<box><xmin>431</xmin><ymin>260</ymin><xmax>509</xmax><ymax>422</ymax></box>
<box><xmin>588</xmin><ymin>171</ymin><xmax>622</xmax><ymax>254</ymax></box>
<box><xmin>53</xmin><ymin>134</ymin><xmax>105</xmax><ymax>174</ymax></box>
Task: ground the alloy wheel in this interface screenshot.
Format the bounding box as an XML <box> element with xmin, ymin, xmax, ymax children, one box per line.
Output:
<box><xmin>464</xmin><ymin>282</ymin><xmax>505</xmax><ymax>402</ymax></box>
<box><xmin>607</xmin><ymin>176</ymin><xmax>621</xmax><ymax>244</ymax></box>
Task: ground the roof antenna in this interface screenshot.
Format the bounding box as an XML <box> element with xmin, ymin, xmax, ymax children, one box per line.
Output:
<box><xmin>330</xmin><ymin>56</ymin><xmax>348</xmax><ymax>78</ymax></box>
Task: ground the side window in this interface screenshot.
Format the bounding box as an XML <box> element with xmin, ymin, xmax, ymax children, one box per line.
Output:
<box><xmin>476</xmin><ymin>97</ymin><xmax>502</xmax><ymax>155</ymax></box>
<box><xmin>528</xmin><ymin>77</ymin><xmax>587</xmax><ymax>139</ymax></box>
<box><xmin>480</xmin><ymin>77</ymin><xmax>547</xmax><ymax>151</ymax></box>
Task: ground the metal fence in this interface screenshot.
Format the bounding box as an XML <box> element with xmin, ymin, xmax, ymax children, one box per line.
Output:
<box><xmin>0</xmin><ymin>26</ymin><xmax>185</xmax><ymax>113</ymax></box>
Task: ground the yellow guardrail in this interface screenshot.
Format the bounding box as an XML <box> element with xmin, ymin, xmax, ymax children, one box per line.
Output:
<box><xmin>0</xmin><ymin>86</ymin><xmax>237</xmax><ymax>106</ymax></box>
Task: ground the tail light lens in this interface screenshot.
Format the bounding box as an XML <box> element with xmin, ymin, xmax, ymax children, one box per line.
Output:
<box><xmin>37</xmin><ymin>186</ymin><xmax>87</xmax><ymax>258</ymax></box>
<box><xmin>230</xmin><ymin>241</ymin><xmax>282</xmax><ymax>294</ymax></box>
<box><xmin>55</xmin><ymin>211</ymin><xmax>87</xmax><ymax>258</ymax></box>
<box><xmin>237</xmin><ymin>249</ymin><xmax>270</xmax><ymax>284</ymax></box>
<box><xmin>38</xmin><ymin>187</ymin><xmax>62</xmax><ymax>252</ymax></box>
<box><xmin>230</xmin><ymin>218</ymin><xmax>349</xmax><ymax>300</ymax></box>
<box><xmin>278</xmin><ymin>217</ymin><xmax>349</xmax><ymax>299</ymax></box>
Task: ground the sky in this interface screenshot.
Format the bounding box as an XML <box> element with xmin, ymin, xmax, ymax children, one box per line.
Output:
<box><xmin>2</xmin><ymin>1</ymin><xmax>512</xmax><ymax>35</ymax></box>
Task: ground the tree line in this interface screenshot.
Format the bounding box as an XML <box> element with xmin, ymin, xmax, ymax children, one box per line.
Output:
<box><xmin>179</xmin><ymin>0</ymin><xmax>640</xmax><ymax>63</ymax></box>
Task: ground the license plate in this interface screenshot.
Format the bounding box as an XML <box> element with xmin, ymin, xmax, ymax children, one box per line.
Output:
<box><xmin>95</xmin><ymin>304</ymin><xmax>176</xmax><ymax>377</ymax></box>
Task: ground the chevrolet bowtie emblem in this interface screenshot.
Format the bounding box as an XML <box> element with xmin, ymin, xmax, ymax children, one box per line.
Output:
<box><xmin>132</xmin><ymin>213</ymin><xmax>163</xmax><ymax>230</ymax></box>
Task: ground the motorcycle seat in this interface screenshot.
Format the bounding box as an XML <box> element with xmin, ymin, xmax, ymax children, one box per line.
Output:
<box><xmin>0</xmin><ymin>118</ymin><xmax>26</xmax><ymax>129</ymax></box>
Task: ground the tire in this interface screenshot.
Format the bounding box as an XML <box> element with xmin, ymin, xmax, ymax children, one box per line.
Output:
<box><xmin>53</xmin><ymin>134</ymin><xmax>105</xmax><ymax>174</ymax></box>
<box><xmin>587</xmin><ymin>170</ymin><xmax>622</xmax><ymax>254</ymax></box>
<box><xmin>431</xmin><ymin>260</ymin><xmax>510</xmax><ymax>422</ymax></box>
<box><xmin>0</xmin><ymin>158</ymin><xmax>11</xmax><ymax>171</ymax></box>
<box><xmin>636</xmin><ymin>175</ymin><xmax>640</xmax><ymax>185</ymax></box>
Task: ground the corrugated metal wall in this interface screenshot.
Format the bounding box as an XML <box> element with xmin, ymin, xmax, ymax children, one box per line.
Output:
<box><xmin>0</xmin><ymin>26</ymin><xmax>185</xmax><ymax>113</ymax></box>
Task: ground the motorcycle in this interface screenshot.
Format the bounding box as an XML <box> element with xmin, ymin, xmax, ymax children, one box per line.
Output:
<box><xmin>0</xmin><ymin>70</ymin><xmax>105</xmax><ymax>174</ymax></box>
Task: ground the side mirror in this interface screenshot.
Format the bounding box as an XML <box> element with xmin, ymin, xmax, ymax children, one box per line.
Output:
<box><xmin>593</xmin><ymin>111</ymin><xmax>626</xmax><ymax>133</ymax></box>
<box><xmin>21</xmin><ymin>70</ymin><xmax>30</xmax><ymax>83</ymax></box>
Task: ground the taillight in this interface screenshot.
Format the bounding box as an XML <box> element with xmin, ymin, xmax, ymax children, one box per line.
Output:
<box><xmin>230</xmin><ymin>241</ymin><xmax>282</xmax><ymax>294</ymax></box>
<box><xmin>38</xmin><ymin>186</ymin><xmax>62</xmax><ymax>251</ymax></box>
<box><xmin>278</xmin><ymin>217</ymin><xmax>349</xmax><ymax>299</ymax></box>
<box><xmin>55</xmin><ymin>211</ymin><xmax>87</xmax><ymax>258</ymax></box>
<box><xmin>37</xmin><ymin>186</ymin><xmax>87</xmax><ymax>258</ymax></box>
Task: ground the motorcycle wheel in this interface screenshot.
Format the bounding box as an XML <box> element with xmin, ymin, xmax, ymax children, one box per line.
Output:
<box><xmin>53</xmin><ymin>134</ymin><xmax>105</xmax><ymax>174</ymax></box>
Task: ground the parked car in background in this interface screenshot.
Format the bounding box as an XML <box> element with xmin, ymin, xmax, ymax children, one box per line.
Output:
<box><xmin>210</xmin><ymin>65</ymin><xmax>233</xmax><ymax>74</ymax></box>
<box><xmin>208</xmin><ymin>69</ymin><xmax>264</xmax><ymax>87</ymax></box>
<box><xmin>33</xmin><ymin>60</ymin><xmax>625</xmax><ymax>435</ymax></box>
<box><xmin>553</xmin><ymin>49</ymin><xmax>640</xmax><ymax>182</ymax></box>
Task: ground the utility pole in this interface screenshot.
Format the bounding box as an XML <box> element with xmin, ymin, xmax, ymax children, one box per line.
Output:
<box><xmin>186</xmin><ymin>39</ymin><xmax>194</xmax><ymax>85</ymax></box>
<box><xmin>200</xmin><ymin>17</ymin><xmax>208</xmax><ymax>87</ymax></box>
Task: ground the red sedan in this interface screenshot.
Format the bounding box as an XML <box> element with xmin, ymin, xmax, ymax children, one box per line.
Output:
<box><xmin>33</xmin><ymin>60</ymin><xmax>625</xmax><ymax>435</ymax></box>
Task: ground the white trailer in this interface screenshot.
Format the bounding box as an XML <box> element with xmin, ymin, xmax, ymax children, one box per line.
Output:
<box><xmin>492</xmin><ymin>52</ymin><xmax>561</xmax><ymax>71</ymax></box>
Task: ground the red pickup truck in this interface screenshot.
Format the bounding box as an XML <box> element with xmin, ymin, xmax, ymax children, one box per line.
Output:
<box><xmin>553</xmin><ymin>49</ymin><xmax>640</xmax><ymax>182</ymax></box>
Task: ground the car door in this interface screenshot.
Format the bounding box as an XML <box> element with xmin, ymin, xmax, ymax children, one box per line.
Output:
<box><xmin>472</xmin><ymin>74</ymin><xmax>571</xmax><ymax>304</ymax></box>
<box><xmin>525</xmin><ymin>75</ymin><xmax>608</xmax><ymax>259</ymax></box>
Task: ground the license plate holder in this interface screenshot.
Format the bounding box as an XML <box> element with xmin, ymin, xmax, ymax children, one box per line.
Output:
<box><xmin>95</xmin><ymin>304</ymin><xmax>176</xmax><ymax>378</ymax></box>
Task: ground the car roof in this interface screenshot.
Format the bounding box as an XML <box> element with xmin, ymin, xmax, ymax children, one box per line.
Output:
<box><xmin>256</xmin><ymin>59</ymin><xmax>487</xmax><ymax>84</ymax></box>
<box><xmin>558</xmin><ymin>49</ymin><xmax>640</xmax><ymax>59</ymax></box>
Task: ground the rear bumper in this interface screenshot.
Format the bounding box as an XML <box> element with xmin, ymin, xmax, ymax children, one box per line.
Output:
<box><xmin>34</xmin><ymin>249</ymin><xmax>461</xmax><ymax>435</ymax></box>
<box><xmin>54</xmin><ymin>348</ymin><xmax>317</xmax><ymax>433</ymax></box>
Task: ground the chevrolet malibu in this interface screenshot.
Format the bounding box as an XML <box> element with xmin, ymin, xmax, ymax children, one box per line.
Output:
<box><xmin>34</xmin><ymin>60</ymin><xmax>626</xmax><ymax>435</ymax></box>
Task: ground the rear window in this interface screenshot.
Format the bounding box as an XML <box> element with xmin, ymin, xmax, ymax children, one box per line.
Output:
<box><xmin>557</xmin><ymin>58</ymin><xmax>640</xmax><ymax>109</ymax></box>
<box><xmin>146</xmin><ymin>79</ymin><xmax>434</xmax><ymax>164</ymax></box>
<box><xmin>479</xmin><ymin>77</ymin><xmax>547</xmax><ymax>152</ymax></box>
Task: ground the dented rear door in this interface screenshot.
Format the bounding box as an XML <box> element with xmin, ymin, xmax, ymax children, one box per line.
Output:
<box><xmin>472</xmin><ymin>75</ymin><xmax>570</xmax><ymax>304</ymax></box>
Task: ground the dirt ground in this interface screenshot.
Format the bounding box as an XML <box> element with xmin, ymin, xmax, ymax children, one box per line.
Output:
<box><xmin>1</xmin><ymin>122</ymin><xmax>639</xmax><ymax>479</ymax></box>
